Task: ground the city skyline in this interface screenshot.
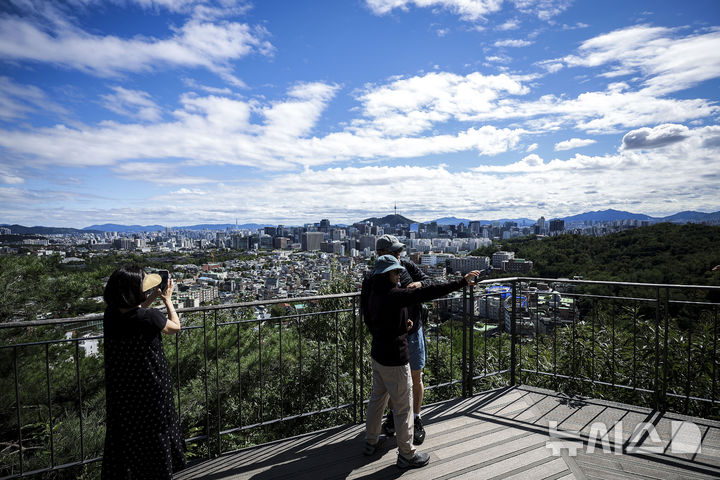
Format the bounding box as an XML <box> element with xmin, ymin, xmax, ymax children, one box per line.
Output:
<box><xmin>1</xmin><ymin>1</ymin><xmax>719</xmax><ymax>228</ymax></box>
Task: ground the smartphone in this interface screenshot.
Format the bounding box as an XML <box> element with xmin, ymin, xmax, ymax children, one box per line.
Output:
<box><xmin>158</xmin><ymin>270</ymin><xmax>169</xmax><ymax>291</ymax></box>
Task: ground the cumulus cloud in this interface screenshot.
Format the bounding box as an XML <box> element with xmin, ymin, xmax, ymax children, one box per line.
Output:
<box><xmin>354</xmin><ymin>71</ymin><xmax>531</xmax><ymax>135</ymax></box>
<box><xmin>0</xmin><ymin>81</ymin><xmax>528</xmax><ymax>176</ymax></box>
<box><xmin>555</xmin><ymin>137</ymin><xmax>596</xmax><ymax>151</ymax></box>
<box><xmin>621</xmin><ymin>124</ymin><xmax>689</xmax><ymax>150</ymax></box>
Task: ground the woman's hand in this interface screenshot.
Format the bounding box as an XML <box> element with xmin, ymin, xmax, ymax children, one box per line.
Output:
<box><xmin>161</xmin><ymin>278</ymin><xmax>175</xmax><ymax>303</ymax></box>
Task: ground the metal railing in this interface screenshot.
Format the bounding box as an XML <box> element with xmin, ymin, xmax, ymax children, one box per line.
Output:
<box><xmin>1</xmin><ymin>278</ymin><xmax>719</xmax><ymax>478</ymax></box>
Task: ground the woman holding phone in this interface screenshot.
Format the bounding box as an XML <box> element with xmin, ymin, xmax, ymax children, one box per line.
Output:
<box><xmin>101</xmin><ymin>265</ymin><xmax>186</xmax><ymax>479</ymax></box>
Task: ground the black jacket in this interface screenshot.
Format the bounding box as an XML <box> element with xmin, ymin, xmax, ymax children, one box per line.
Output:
<box><xmin>398</xmin><ymin>258</ymin><xmax>433</xmax><ymax>334</ymax></box>
<box><xmin>361</xmin><ymin>275</ymin><xmax>468</xmax><ymax>366</ymax></box>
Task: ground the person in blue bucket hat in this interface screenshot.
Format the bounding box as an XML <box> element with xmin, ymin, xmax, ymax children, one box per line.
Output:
<box><xmin>361</xmin><ymin>254</ymin><xmax>481</xmax><ymax>469</ymax></box>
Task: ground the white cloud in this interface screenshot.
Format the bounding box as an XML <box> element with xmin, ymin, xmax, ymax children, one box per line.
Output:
<box><xmin>365</xmin><ymin>0</ymin><xmax>504</xmax><ymax>21</ymax></box>
<box><xmin>365</xmin><ymin>0</ymin><xmax>571</xmax><ymax>21</ymax></box>
<box><xmin>561</xmin><ymin>25</ymin><xmax>720</xmax><ymax>95</ymax></box>
<box><xmin>621</xmin><ymin>124</ymin><xmax>690</xmax><ymax>150</ymax></box>
<box><xmin>526</xmin><ymin>143</ymin><xmax>538</xmax><ymax>152</ymax></box>
<box><xmin>0</xmin><ymin>15</ymin><xmax>273</xmax><ymax>81</ymax></box>
<box><xmin>0</xmin><ymin>76</ymin><xmax>68</xmax><ymax>121</ymax></box>
<box><xmin>3</xmin><ymin>125</ymin><xmax>719</xmax><ymax>227</ymax></box>
<box><xmin>497</xmin><ymin>19</ymin><xmax>521</xmax><ymax>30</ymax></box>
<box><xmin>494</xmin><ymin>38</ymin><xmax>533</xmax><ymax>47</ymax></box>
<box><xmin>554</xmin><ymin>137</ymin><xmax>596</xmax><ymax>151</ymax></box>
<box><xmin>0</xmin><ymin>81</ymin><xmax>528</xmax><ymax>177</ymax></box>
<box><xmin>355</xmin><ymin>71</ymin><xmax>531</xmax><ymax>135</ymax></box>
<box><xmin>101</xmin><ymin>87</ymin><xmax>163</xmax><ymax>122</ymax></box>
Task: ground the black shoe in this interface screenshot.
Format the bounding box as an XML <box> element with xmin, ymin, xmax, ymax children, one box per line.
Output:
<box><xmin>397</xmin><ymin>452</ymin><xmax>430</xmax><ymax>469</ymax></box>
<box><xmin>413</xmin><ymin>416</ymin><xmax>426</xmax><ymax>445</ymax></box>
<box><xmin>363</xmin><ymin>436</ymin><xmax>385</xmax><ymax>456</ymax></box>
<box><xmin>381</xmin><ymin>412</ymin><xmax>395</xmax><ymax>437</ymax></box>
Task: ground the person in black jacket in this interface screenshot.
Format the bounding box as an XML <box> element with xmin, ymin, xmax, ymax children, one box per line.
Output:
<box><xmin>374</xmin><ymin>235</ymin><xmax>432</xmax><ymax>444</ymax></box>
<box><xmin>361</xmin><ymin>254</ymin><xmax>480</xmax><ymax>469</ymax></box>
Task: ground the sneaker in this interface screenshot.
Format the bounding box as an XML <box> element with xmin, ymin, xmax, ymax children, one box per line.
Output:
<box><xmin>397</xmin><ymin>452</ymin><xmax>430</xmax><ymax>469</ymax></box>
<box><xmin>363</xmin><ymin>437</ymin><xmax>385</xmax><ymax>456</ymax></box>
<box><xmin>381</xmin><ymin>412</ymin><xmax>395</xmax><ymax>437</ymax></box>
<box><xmin>413</xmin><ymin>416</ymin><xmax>426</xmax><ymax>445</ymax></box>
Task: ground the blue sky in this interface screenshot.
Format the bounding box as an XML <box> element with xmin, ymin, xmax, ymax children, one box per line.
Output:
<box><xmin>0</xmin><ymin>0</ymin><xmax>719</xmax><ymax>228</ymax></box>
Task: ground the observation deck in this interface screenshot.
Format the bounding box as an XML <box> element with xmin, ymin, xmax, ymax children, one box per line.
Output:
<box><xmin>1</xmin><ymin>277</ymin><xmax>719</xmax><ymax>479</ymax></box>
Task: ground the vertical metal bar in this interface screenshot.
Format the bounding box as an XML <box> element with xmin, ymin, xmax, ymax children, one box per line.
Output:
<box><xmin>176</xmin><ymin>330</ymin><xmax>181</xmax><ymax>421</ymax></box>
<box><xmin>214</xmin><ymin>310</ymin><xmax>221</xmax><ymax>455</ymax></box>
<box><xmin>258</xmin><ymin>317</ymin><xmax>263</xmax><ymax>424</ymax></box>
<box><xmin>553</xmin><ymin>291</ymin><xmax>558</xmax><ymax>391</ymax></box>
<box><xmin>237</xmin><ymin>316</ymin><xmax>243</xmax><ymax>428</ymax></box>
<box><xmin>14</xmin><ymin>346</ymin><xmax>23</xmax><ymax>475</ymax></box>
<box><xmin>462</xmin><ymin>287</ymin><xmax>471</xmax><ymax>397</ymax></box>
<box><xmin>279</xmin><ymin>311</ymin><xmax>283</xmax><ymax>420</ymax></box>
<box><xmin>352</xmin><ymin>296</ymin><xmax>357</xmax><ymax>424</ymax></box>
<box><xmin>685</xmin><ymin>321</ymin><xmax>692</xmax><ymax>415</ymax></box>
<box><xmin>712</xmin><ymin>305</ymin><xmax>718</xmax><ymax>407</ymax></box>
<box><xmin>571</xmin><ymin>294</ymin><xmax>576</xmax><ymax>381</ymax></box>
<box><xmin>518</xmin><ymin>285</ymin><xmax>523</xmax><ymax>385</ymax></box>
<box><xmin>591</xmin><ymin>298</ymin><xmax>596</xmax><ymax>384</ymax></box>
<box><xmin>510</xmin><ymin>280</ymin><xmax>517</xmax><ymax>386</ymax></box>
<box><xmin>468</xmin><ymin>286</ymin><xmax>474</xmax><ymax>395</ymax></box>
<box><xmin>297</xmin><ymin>315</ymin><xmax>302</xmax><ymax>416</ymax></box>
<box><xmin>461</xmin><ymin>286</ymin><xmax>467</xmax><ymax>396</ymax></box>
<box><xmin>654</xmin><ymin>287</ymin><xmax>661</xmax><ymax>410</ymax></box>
<box><xmin>632</xmin><ymin>302</ymin><xmax>637</xmax><ymax>389</ymax></box>
<box><xmin>75</xmin><ymin>341</ymin><xmax>84</xmax><ymax>462</ymax></box>
<box><xmin>611</xmin><ymin>290</ymin><xmax>616</xmax><ymax>387</ymax></box>
<box><xmin>358</xmin><ymin>297</ymin><xmax>363</xmax><ymax>423</ymax></box>
<box><xmin>662</xmin><ymin>287</ymin><xmax>670</xmax><ymax>412</ymax></box>
<box><xmin>484</xmin><ymin>291</ymin><xmax>489</xmax><ymax>375</ymax></box>
<box><xmin>317</xmin><ymin>313</ymin><xmax>321</xmax><ymax>411</ymax></box>
<box><xmin>335</xmin><ymin>310</ymin><xmax>340</xmax><ymax>408</ymax></box>
<box><xmin>435</xmin><ymin>302</ymin><xmax>440</xmax><ymax>384</ymax></box>
<box><xmin>202</xmin><ymin>311</ymin><xmax>210</xmax><ymax>458</ymax></box>
<box><xmin>497</xmin><ymin>293</ymin><xmax>502</xmax><ymax>381</ymax></box>
<box><xmin>535</xmin><ymin>291</ymin><xmax>539</xmax><ymax>373</ymax></box>
<box><xmin>46</xmin><ymin>344</ymin><xmax>55</xmax><ymax>468</ymax></box>
<box><xmin>450</xmin><ymin>298</ymin><xmax>454</xmax><ymax>388</ymax></box>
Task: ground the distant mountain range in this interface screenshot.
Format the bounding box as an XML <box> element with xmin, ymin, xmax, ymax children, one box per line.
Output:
<box><xmin>82</xmin><ymin>222</ymin><xmax>273</xmax><ymax>233</ymax></box>
<box><xmin>2</xmin><ymin>209</ymin><xmax>719</xmax><ymax>235</ymax></box>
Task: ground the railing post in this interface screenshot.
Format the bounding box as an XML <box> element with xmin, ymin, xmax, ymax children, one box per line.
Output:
<box><xmin>654</xmin><ymin>287</ymin><xmax>661</xmax><ymax>410</ymax></box>
<box><xmin>352</xmin><ymin>296</ymin><xmax>357</xmax><ymax>424</ymax></box>
<box><xmin>468</xmin><ymin>284</ymin><xmax>475</xmax><ymax>397</ymax></box>
<box><xmin>461</xmin><ymin>286</ymin><xmax>468</xmax><ymax>397</ymax></box>
<box><xmin>510</xmin><ymin>280</ymin><xmax>517</xmax><ymax>386</ymax></box>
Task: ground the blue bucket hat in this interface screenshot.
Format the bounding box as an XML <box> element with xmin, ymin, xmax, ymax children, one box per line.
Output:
<box><xmin>373</xmin><ymin>254</ymin><xmax>405</xmax><ymax>276</ymax></box>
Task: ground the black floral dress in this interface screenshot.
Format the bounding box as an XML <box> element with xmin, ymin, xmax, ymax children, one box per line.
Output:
<box><xmin>102</xmin><ymin>307</ymin><xmax>186</xmax><ymax>479</ymax></box>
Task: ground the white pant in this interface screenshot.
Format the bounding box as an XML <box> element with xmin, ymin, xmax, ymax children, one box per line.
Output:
<box><xmin>365</xmin><ymin>359</ymin><xmax>415</xmax><ymax>459</ymax></box>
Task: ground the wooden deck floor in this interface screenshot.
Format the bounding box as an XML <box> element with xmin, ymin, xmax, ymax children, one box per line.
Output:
<box><xmin>174</xmin><ymin>385</ymin><xmax>720</xmax><ymax>479</ymax></box>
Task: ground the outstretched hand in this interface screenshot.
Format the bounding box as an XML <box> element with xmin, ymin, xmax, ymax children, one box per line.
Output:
<box><xmin>464</xmin><ymin>270</ymin><xmax>482</xmax><ymax>285</ymax></box>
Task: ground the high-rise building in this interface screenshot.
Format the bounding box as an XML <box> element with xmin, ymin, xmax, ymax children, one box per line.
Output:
<box><xmin>549</xmin><ymin>219</ymin><xmax>565</xmax><ymax>234</ymax></box>
<box><xmin>448</xmin><ymin>256</ymin><xmax>490</xmax><ymax>274</ymax></box>
<box><xmin>302</xmin><ymin>232</ymin><xmax>324</xmax><ymax>251</ymax></box>
<box><xmin>358</xmin><ymin>235</ymin><xmax>377</xmax><ymax>251</ymax></box>
<box><xmin>492</xmin><ymin>251</ymin><xmax>514</xmax><ymax>269</ymax></box>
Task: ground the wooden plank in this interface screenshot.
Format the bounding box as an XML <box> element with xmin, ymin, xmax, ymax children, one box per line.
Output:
<box><xmin>490</xmin><ymin>455</ymin><xmax>570</xmax><ymax>480</ymax></box>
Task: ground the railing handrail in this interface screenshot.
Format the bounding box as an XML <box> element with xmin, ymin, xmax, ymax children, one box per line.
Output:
<box><xmin>0</xmin><ymin>291</ymin><xmax>362</xmax><ymax>328</ymax></box>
